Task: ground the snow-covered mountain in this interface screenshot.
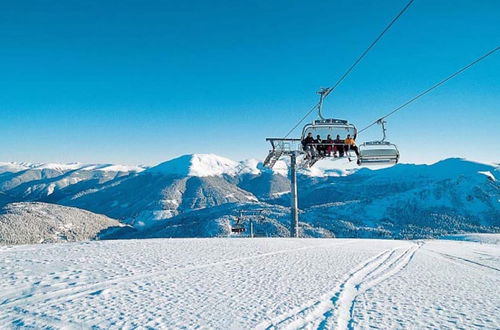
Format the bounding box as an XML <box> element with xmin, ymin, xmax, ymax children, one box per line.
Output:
<box><xmin>0</xmin><ymin>162</ymin><xmax>145</xmax><ymax>203</ymax></box>
<box><xmin>295</xmin><ymin>158</ymin><xmax>500</xmax><ymax>238</ymax></box>
<box><xmin>0</xmin><ymin>154</ymin><xmax>498</xmax><ymax>239</ymax></box>
<box><xmin>0</xmin><ymin>202</ymin><xmax>132</xmax><ymax>245</ymax></box>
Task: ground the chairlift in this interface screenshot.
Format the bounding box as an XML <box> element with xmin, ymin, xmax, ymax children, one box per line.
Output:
<box><xmin>231</xmin><ymin>213</ymin><xmax>246</xmax><ymax>233</ymax></box>
<box><xmin>300</xmin><ymin>88</ymin><xmax>358</xmax><ymax>166</ymax></box>
<box><xmin>231</xmin><ymin>226</ymin><xmax>246</xmax><ymax>233</ymax></box>
<box><xmin>301</xmin><ymin>119</ymin><xmax>357</xmax><ymax>142</ymax></box>
<box><xmin>357</xmin><ymin>119</ymin><xmax>399</xmax><ymax>165</ymax></box>
<box><xmin>230</xmin><ymin>209</ymin><xmax>265</xmax><ymax>235</ymax></box>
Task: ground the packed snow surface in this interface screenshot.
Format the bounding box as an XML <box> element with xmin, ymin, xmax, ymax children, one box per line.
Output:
<box><xmin>1</xmin><ymin>237</ymin><xmax>498</xmax><ymax>329</ymax></box>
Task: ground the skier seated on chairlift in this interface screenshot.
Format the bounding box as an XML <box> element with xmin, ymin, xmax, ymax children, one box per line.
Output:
<box><xmin>302</xmin><ymin>132</ymin><xmax>316</xmax><ymax>158</ymax></box>
<box><xmin>344</xmin><ymin>134</ymin><xmax>359</xmax><ymax>156</ymax></box>
<box><xmin>325</xmin><ymin>134</ymin><xmax>334</xmax><ymax>156</ymax></box>
<box><xmin>315</xmin><ymin>135</ymin><xmax>324</xmax><ymax>156</ymax></box>
<box><xmin>333</xmin><ymin>134</ymin><xmax>344</xmax><ymax>157</ymax></box>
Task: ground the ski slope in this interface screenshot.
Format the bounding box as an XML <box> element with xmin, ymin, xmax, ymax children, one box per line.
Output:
<box><xmin>0</xmin><ymin>237</ymin><xmax>498</xmax><ymax>329</ymax></box>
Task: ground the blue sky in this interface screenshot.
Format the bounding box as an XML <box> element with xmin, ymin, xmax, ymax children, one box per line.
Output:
<box><xmin>0</xmin><ymin>0</ymin><xmax>498</xmax><ymax>165</ymax></box>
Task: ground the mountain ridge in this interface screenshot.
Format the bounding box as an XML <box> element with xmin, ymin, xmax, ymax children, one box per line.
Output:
<box><xmin>0</xmin><ymin>155</ymin><xmax>498</xmax><ymax>240</ymax></box>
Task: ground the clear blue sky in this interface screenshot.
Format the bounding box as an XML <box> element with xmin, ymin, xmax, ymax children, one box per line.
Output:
<box><xmin>0</xmin><ymin>0</ymin><xmax>498</xmax><ymax>165</ymax></box>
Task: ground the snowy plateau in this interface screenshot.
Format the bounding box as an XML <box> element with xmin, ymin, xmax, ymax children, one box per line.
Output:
<box><xmin>0</xmin><ymin>236</ymin><xmax>499</xmax><ymax>328</ymax></box>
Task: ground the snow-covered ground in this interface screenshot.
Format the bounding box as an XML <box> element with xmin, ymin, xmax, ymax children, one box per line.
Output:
<box><xmin>0</xmin><ymin>237</ymin><xmax>498</xmax><ymax>329</ymax></box>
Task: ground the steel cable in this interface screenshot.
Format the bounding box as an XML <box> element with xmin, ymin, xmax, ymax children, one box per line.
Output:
<box><xmin>283</xmin><ymin>0</ymin><xmax>415</xmax><ymax>138</ymax></box>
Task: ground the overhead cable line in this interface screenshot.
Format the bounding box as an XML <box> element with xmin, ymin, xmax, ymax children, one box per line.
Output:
<box><xmin>283</xmin><ymin>0</ymin><xmax>415</xmax><ymax>138</ymax></box>
<box><xmin>357</xmin><ymin>46</ymin><xmax>500</xmax><ymax>134</ymax></box>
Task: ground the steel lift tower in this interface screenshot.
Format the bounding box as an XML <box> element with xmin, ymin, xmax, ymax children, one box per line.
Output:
<box><xmin>263</xmin><ymin>138</ymin><xmax>303</xmax><ymax>237</ymax></box>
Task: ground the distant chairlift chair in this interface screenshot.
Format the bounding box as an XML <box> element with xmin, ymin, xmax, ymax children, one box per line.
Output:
<box><xmin>230</xmin><ymin>210</ymin><xmax>266</xmax><ymax>236</ymax></box>
<box><xmin>231</xmin><ymin>215</ymin><xmax>246</xmax><ymax>233</ymax></box>
<box><xmin>357</xmin><ymin>119</ymin><xmax>399</xmax><ymax>165</ymax></box>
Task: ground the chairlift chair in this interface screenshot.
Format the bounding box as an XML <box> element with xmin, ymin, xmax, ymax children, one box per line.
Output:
<box><xmin>230</xmin><ymin>209</ymin><xmax>265</xmax><ymax>234</ymax></box>
<box><xmin>300</xmin><ymin>88</ymin><xmax>358</xmax><ymax>166</ymax></box>
<box><xmin>301</xmin><ymin>119</ymin><xmax>357</xmax><ymax>142</ymax></box>
<box><xmin>231</xmin><ymin>221</ymin><xmax>246</xmax><ymax>233</ymax></box>
<box><xmin>231</xmin><ymin>226</ymin><xmax>246</xmax><ymax>233</ymax></box>
<box><xmin>231</xmin><ymin>213</ymin><xmax>246</xmax><ymax>233</ymax></box>
<box><xmin>357</xmin><ymin>119</ymin><xmax>399</xmax><ymax>165</ymax></box>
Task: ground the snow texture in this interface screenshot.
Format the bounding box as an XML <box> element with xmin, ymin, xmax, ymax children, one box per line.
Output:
<box><xmin>0</xmin><ymin>237</ymin><xmax>498</xmax><ymax>329</ymax></box>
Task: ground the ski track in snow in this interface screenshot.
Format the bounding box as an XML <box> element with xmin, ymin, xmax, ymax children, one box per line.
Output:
<box><xmin>425</xmin><ymin>249</ymin><xmax>500</xmax><ymax>272</ymax></box>
<box><xmin>1</xmin><ymin>237</ymin><xmax>499</xmax><ymax>329</ymax></box>
<box><xmin>257</xmin><ymin>242</ymin><xmax>421</xmax><ymax>330</ymax></box>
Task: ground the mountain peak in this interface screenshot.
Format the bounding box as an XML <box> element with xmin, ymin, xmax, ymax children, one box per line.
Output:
<box><xmin>147</xmin><ymin>154</ymin><xmax>242</xmax><ymax>177</ymax></box>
